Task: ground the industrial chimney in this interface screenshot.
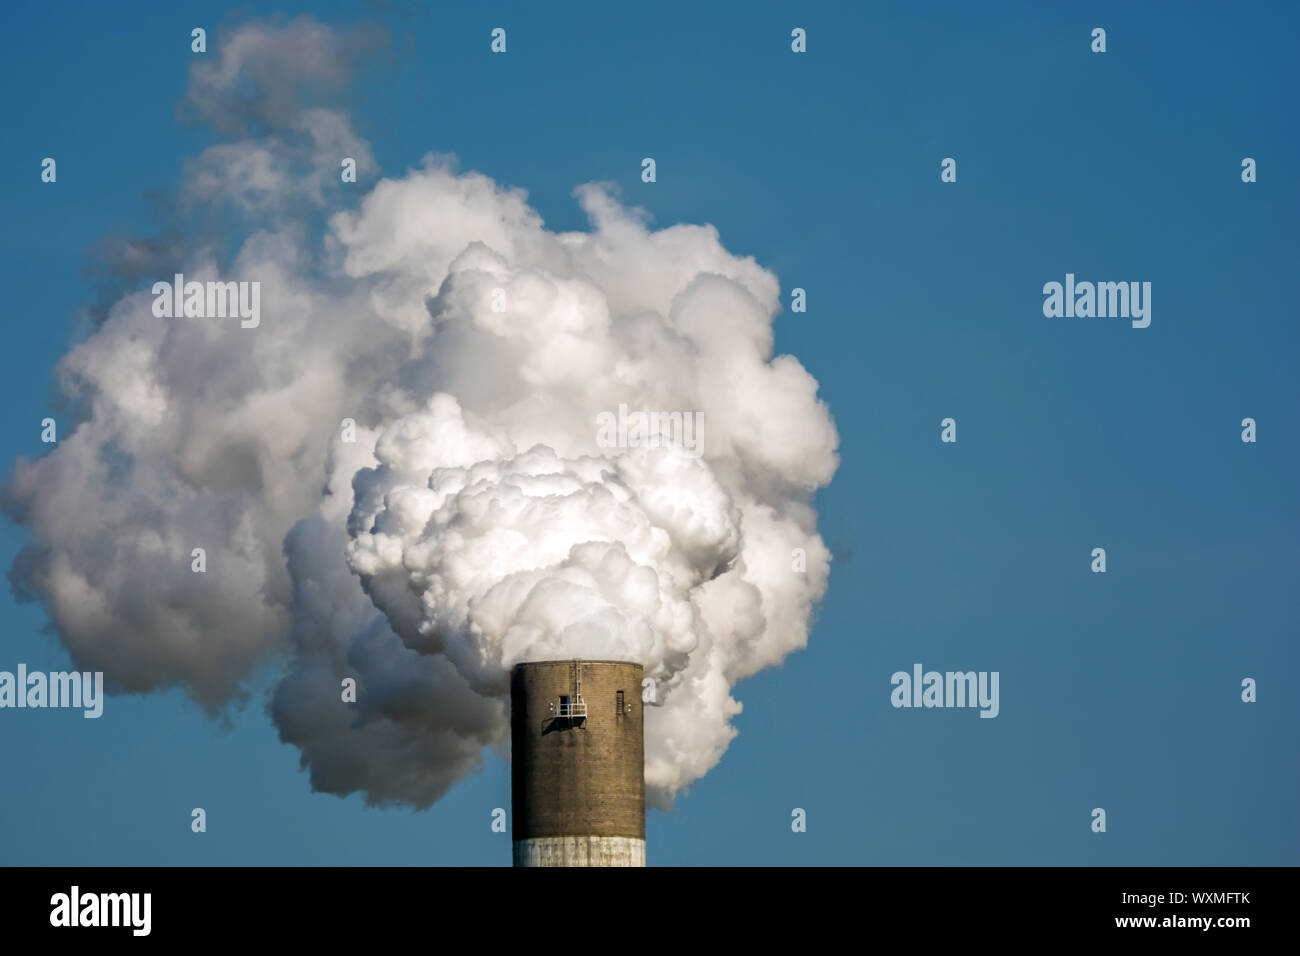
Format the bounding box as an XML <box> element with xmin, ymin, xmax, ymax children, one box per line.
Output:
<box><xmin>510</xmin><ymin>659</ymin><xmax>645</xmax><ymax>866</ymax></box>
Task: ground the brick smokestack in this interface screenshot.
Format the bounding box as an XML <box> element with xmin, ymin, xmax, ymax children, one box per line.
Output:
<box><xmin>510</xmin><ymin>660</ymin><xmax>646</xmax><ymax>866</ymax></box>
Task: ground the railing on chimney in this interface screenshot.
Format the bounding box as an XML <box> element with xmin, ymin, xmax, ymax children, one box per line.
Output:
<box><xmin>557</xmin><ymin>699</ymin><xmax>586</xmax><ymax>718</ymax></box>
<box><xmin>542</xmin><ymin>661</ymin><xmax>588</xmax><ymax>729</ymax></box>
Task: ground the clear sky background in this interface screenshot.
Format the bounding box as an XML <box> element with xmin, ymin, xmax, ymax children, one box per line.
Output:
<box><xmin>0</xmin><ymin>0</ymin><xmax>1296</xmax><ymax>865</ymax></box>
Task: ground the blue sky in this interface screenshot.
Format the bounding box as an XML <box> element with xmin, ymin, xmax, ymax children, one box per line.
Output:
<box><xmin>0</xmin><ymin>0</ymin><xmax>1296</xmax><ymax>865</ymax></box>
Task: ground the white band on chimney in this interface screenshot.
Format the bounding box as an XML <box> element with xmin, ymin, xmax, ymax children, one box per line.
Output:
<box><xmin>513</xmin><ymin>836</ymin><xmax>646</xmax><ymax>868</ymax></box>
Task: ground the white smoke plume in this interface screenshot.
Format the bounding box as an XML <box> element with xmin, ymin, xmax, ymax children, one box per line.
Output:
<box><xmin>4</xmin><ymin>17</ymin><xmax>839</xmax><ymax>809</ymax></box>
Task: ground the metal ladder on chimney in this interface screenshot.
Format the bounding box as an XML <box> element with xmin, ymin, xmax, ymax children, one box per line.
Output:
<box><xmin>571</xmin><ymin>659</ymin><xmax>587</xmax><ymax>725</ymax></box>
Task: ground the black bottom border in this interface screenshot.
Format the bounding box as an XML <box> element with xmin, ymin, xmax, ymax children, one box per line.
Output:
<box><xmin>0</xmin><ymin>866</ymin><xmax>1285</xmax><ymax>941</ymax></box>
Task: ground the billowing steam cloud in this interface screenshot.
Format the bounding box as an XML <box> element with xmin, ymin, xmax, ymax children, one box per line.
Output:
<box><xmin>4</xmin><ymin>17</ymin><xmax>838</xmax><ymax>808</ymax></box>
